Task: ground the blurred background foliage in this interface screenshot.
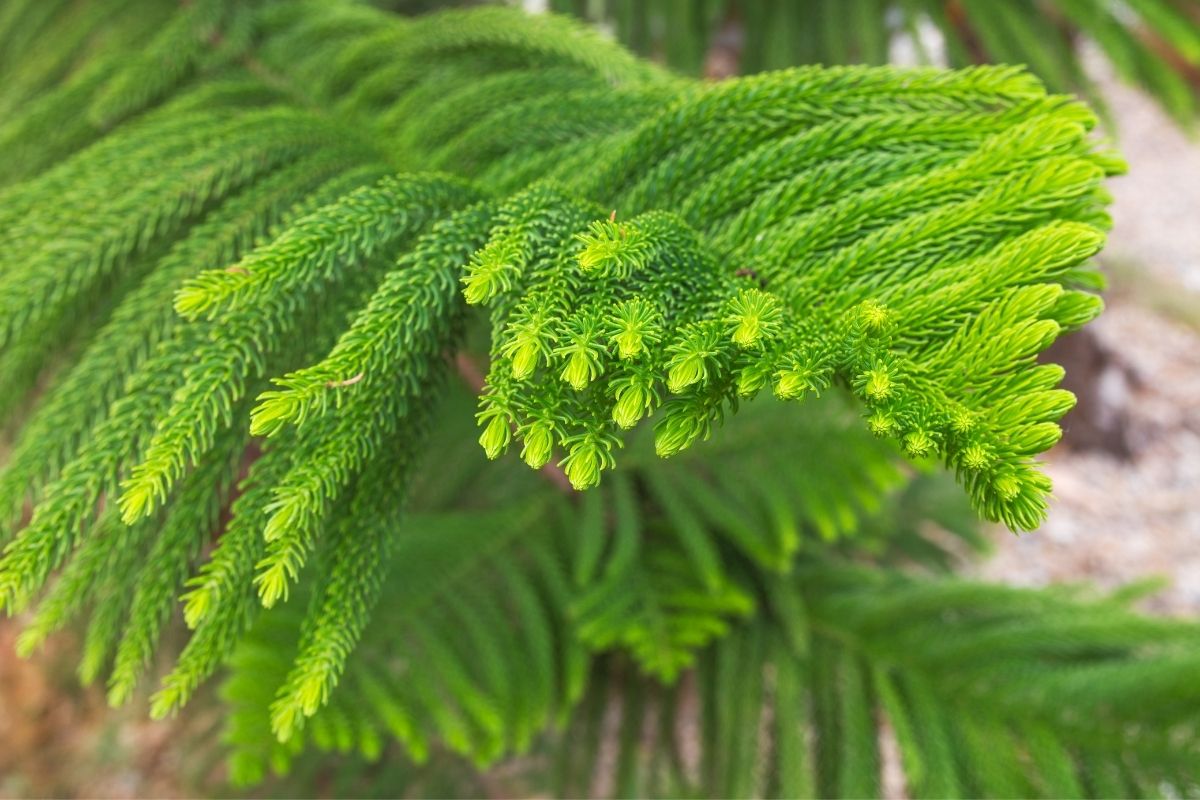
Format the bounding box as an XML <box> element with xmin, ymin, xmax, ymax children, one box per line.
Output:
<box><xmin>545</xmin><ymin>0</ymin><xmax>1200</xmax><ymax>127</ymax></box>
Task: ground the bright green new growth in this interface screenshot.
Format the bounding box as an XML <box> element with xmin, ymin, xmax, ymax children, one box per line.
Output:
<box><xmin>2</xmin><ymin>1</ymin><xmax>1196</xmax><ymax>797</ymax></box>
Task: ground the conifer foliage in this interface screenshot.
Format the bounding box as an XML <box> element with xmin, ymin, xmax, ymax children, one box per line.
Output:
<box><xmin>1</xmin><ymin>1</ymin><xmax>1198</xmax><ymax>796</ymax></box>
<box><xmin>558</xmin><ymin>0</ymin><xmax>1200</xmax><ymax>127</ymax></box>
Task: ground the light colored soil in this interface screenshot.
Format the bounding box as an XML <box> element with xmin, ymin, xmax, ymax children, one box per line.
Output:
<box><xmin>1092</xmin><ymin>46</ymin><xmax>1200</xmax><ymax>294</ymax></box>
<box><xmin>0</xmin><ymin>625</ymin><xmax>205</xmax><ymax>799</ymax></box>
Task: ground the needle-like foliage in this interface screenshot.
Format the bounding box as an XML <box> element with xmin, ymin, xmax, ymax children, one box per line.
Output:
<box><xmin>556</xmin><ymin>0</ymin><xmax>1200</xmax><ymax>128</ymax></box>
<box><xmin>0</xmin><ymin>2</ymin><xmax>1194</xmax><ymax>798</ymax></box>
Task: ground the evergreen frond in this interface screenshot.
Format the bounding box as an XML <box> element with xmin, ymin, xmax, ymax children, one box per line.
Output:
<box><xmin>152</xmin><ymin>435</ymin><xmax>300</xmax><ymax>719</ymax></box>
<box><xmin>121</xmin><ymin>173</ymin><xmax>476</xmax><ymax>523</ymax></box>
<box><xmin>0</xmin><ymin>3</ymin><xmax>1185</xmax><ymax>796</ymax></box>
<box><xmin>86</xmin><ymin>0</ymin><xmax>234</xmax><ymax>129</ymax></box>
<box><xmin>0</xmin><ymin>151</ymin><xmax>373</xmax><ymax>527</ymax></box>
<box><xmin>551</xmin><ymin>564</ymin><xmax>1200</xmax><ymax>799</ymax></box>
<box><xmin>221</xmin><ymin>502</ymin><xmax>584</xmax><ymax>781</ymax></box>
<box><xmin>561</xmin><ymin>0</ymin><xmax>1200</xmax><ymax>128</ymax></box>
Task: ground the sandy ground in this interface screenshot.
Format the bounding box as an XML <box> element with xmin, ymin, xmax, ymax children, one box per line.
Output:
<box><xmin>1097</xmin><ymin>53</ymin><xmax>1200</xmax><ymax>294</ymax></box>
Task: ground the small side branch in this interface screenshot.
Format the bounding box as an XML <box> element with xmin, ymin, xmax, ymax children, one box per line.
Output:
<box><xmin>453</xmin><ymin>352</ymin><xmax>575</xmax><ymax>494</ymax></box>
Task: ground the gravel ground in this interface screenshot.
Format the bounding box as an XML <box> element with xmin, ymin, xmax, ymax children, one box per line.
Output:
<box><xmin>1092</xmin><ymin>47</ymin><xmax>1200</xmax><ymax>293</ymax></box>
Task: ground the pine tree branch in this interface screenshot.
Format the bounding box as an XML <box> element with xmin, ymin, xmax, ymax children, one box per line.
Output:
<box><xmin>454</xmin><ymin>351</ymin><xmax>575</xmax><ymax>495</ymax></box>
<box><xmin>0</xmin><ymin>5</ymin><xmax>1161</xmax><ymax>787</ymax></box>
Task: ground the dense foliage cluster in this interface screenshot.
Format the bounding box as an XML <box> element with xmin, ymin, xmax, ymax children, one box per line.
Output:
<box><xmin>1</xmin><ymin>1</ymin><xmax>1198</xmax><ymax>796</ymax></box>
